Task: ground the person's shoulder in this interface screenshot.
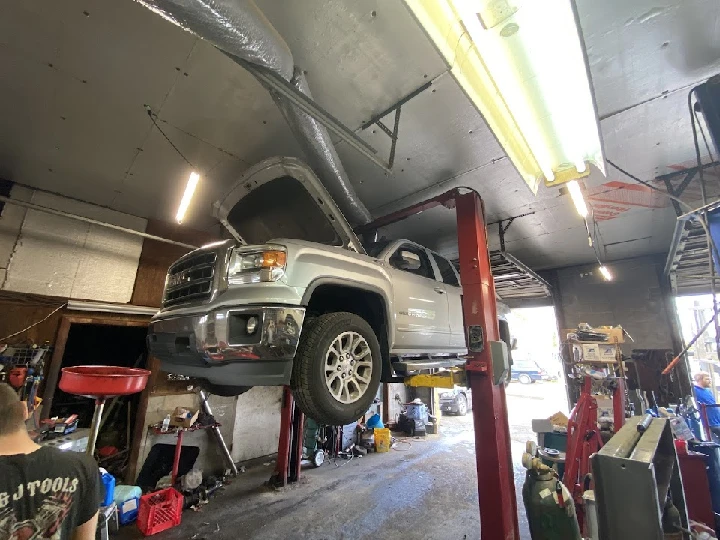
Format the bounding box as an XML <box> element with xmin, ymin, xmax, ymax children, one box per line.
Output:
<box><xmin>41</xmin><ymin>447</ymin><xmax>99</xmax><ymax>473</ymax></box>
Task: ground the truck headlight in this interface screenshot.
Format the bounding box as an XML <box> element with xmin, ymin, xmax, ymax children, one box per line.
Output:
<box><xmin>227</xmin><ymin>246</ymin><xmax>287</xmax><ymax>285</ymax></box>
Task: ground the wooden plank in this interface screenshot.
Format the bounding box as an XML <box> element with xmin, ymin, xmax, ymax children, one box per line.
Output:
<box><xmin>40</xmin><ymin>317</ymin><xmax>71</xmax><ymax>420</ymax></box>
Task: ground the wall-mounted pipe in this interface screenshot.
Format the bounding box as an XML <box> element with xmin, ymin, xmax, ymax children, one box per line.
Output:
<box><xmin>0</xmin><ymin>195</ymin><xmax>199</xmax><ymax>250</ymax></box>
<box><xmin>135</xmin><ymin>0</ymin><xmax>373</xmax><ymax>226</ymax></box>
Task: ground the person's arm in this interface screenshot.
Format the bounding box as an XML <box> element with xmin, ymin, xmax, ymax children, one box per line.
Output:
<box><xmin>72</xmin><ymin>512</ymin><xmax>98</xmax><ymax>540</ymax></box>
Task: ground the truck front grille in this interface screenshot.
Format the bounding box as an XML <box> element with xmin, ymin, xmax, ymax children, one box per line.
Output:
<box><xmin>163</xmin><ymin>251</ymin><xmax>218</xmax><ymax>307</ymax></box>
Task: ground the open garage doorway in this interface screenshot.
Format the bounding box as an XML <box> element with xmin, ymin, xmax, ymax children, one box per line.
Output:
<box><xmin>505</xmin><ymin>306</ymin><xmax>568</xmax><ymax>455</ymax></box>
<box><xmin>675</xmin><ymin>294</ymin><xmax>719</xmax><ymax>397</ymax></box>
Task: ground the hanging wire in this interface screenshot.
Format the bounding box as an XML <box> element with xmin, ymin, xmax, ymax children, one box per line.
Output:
<box><xmin>0</xmin><ymin>303</ymin><xmax>66</xmax><ymax>342</ymax></box>
<box><xmin>144</xmin><ymin>105</ymin><xmax>195</xmax><ymax>168</ymax></box>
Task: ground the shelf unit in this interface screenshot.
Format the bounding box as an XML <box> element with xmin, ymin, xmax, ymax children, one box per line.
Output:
<box><xmin>561</xmin><ymin>334</ymin><xmax>626</xmax><ymax>431</ymax></box>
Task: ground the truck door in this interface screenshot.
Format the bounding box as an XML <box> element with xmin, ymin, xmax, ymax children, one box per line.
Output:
<box><xmin>386</xmin><ymin>243</ymin><xmax>450</xmax><ymax>352</ymax></box>
<box><xmin>430</xmin><ymin>252</ymin><xmax>466</xmax><ymax>352</ymax></box>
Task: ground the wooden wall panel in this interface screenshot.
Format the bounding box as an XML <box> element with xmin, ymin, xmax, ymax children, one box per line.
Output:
<box><xmin>130</xmin><ymin>220</ymin><xmax>219</xmax><ymax>308</ymax></box>
<box><xmin>0</xmin><ymin>292</ymin><xmax>66</xmax><ymax>344</ymax></box>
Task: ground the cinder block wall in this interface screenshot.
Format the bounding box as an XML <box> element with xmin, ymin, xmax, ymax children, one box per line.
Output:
<box><xmin>231</xmin><ymin>387</ymin><xmax>283</xmax><ymax>462</ymax></box>
<box><xmin>0</xmin><ymin>185</ymin><xmax>146</xmax><ymax>301</ymax></box>
<box><xmin>545</xmin><ymin>254</ymin><xmax>686</xmax><ymax>406</ymax></box>
<box><xmin>548</xmin><ymin>254</ymin><xmax>680</xmax><ymax>354</ymax></box>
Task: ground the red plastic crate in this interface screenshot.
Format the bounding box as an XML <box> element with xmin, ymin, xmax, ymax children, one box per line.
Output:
<box><xmin>137</xmin><ymin>488</ymin><xmax>182</xmax><ymax>536</ymax></box>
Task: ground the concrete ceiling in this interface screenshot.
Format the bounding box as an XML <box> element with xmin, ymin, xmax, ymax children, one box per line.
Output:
<box><xmin>0</xmin><ymin>0</ymin><xmax>719</xmax><ymax>271</ymax></box>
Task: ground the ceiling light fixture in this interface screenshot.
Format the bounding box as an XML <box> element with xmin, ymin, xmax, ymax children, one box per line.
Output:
<box><xmin>405</xmin><ymin>0</ymin><xmax>605</xmax><ymax>192</ymax></box>
<box><xmin>598</xmin><ymin>265</ymin><xmax>613</xmax><ymax>281</ymax></box>
<box><xmin>176</xmin><ymin>172</ymin><xmax>200</xmax><ymax>224</ymax></box>
<box><xmin>567</xmin><ymin>180</ymin><xmax>588</xmax><ymax>218</ymax></box>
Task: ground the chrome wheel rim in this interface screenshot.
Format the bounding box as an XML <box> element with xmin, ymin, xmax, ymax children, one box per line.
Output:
<box><xmin>458</xmin><ymin>397</ymin><xmax>467</xmax><ymax>415</ymax></box>
<box><xmin>324</xmin><ymin>331</ymin><xmax>373</xmax><ymax>405</ymax></box>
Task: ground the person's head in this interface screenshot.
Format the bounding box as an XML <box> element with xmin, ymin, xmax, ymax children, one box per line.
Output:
<box><xmin>0</xmin><ymin>383</ymin><xmax>27</xmax><ymax>436</ymax></box>
<box><xmin>695</xmin><ymin>372</ymin><xmax>713</xmax><ymax>389</ymax></box>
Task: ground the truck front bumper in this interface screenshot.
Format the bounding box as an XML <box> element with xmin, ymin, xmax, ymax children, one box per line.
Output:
<box><xmin>148</xmin><ymin>306</ymin><xmax>305</xmax><ymax>387</ymax></box>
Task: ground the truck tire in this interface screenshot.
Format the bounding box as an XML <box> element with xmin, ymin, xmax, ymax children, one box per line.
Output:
<box><xmin>291</xmin><ymin>312</ymin><xmax>381</xmax><ymax>426</ymax></box>
<box><xmin>518</xmin><ymin>374</ymin><xmax>532</xmax><ymax>385</ymax></box>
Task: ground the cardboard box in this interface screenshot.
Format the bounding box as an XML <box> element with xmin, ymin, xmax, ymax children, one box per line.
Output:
<box><xmin>572</xmin><ymin>343</ymin><xmax>618</xmax><ymax>363</ymax></box>
<box><xmin>597</xmin><ymin>344</ymin><xmax>618</xmax><ymax>361</ymax></box>
<box><xmin>595</xmin><ymin>396</ymin><xmax>613</xmax><ymax>420</ymax></box>
<box><xmin>169</xmin><ymin>407</ymin><xmax>199</xmax><ymax>428</ymax></box>
<box><xmin>532</xmin><ymin>412</ymin><xmax>569</xmax><ymax>433</ymax></box>
<box><xmin>572</xmin><ymin>343</ymin><xmax>599</xmax><ymax>362</ymax></box>
<box><xmin>531</xmin><ymin>418</ymin><xmax>554</xmax><ymax>433</ymax></box>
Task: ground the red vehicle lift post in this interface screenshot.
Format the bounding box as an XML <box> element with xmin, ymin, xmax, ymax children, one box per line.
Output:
<box><xmin>357</xmin><ymin>188</ymin><xmax>520</xmax><ymax>540</ymax></box>
<box><xmin>271</xmin><ymin>386</ymin><xmax>305</xmax><ymax>487</ymax></box>
<box><xmin>563</xmin><ymin>376</ymin><xmax>603</xmax><ymax>533</ymax></box>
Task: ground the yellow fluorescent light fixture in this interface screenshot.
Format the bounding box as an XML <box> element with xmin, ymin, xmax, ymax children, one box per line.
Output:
<box><xmin>567</xmin><ymin>180</ymin><xmax>588</xmax><ymax>218</ymax></box>
<box><xmin>176</xmin><ymin>172</ymin><xmax>200</xmax><ymax>224</ymax></box>
<box><xmin>598</xmin><ymin>265</ymin><xmax>612</xmax><ymax>281</ymax></box>
<box><xmin>405</xmin><ymin>0</ymin><xmax>605</xmax><ymax>191</ymax></box>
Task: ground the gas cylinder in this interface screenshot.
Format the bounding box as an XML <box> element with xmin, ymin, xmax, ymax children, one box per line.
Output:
<box><xmin>522</xmin><ymin>444</ymin><xmax>581</xmax><ymax>540</ymax></box>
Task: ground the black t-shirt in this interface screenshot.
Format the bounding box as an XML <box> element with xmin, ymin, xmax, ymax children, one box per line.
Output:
<box><xmin>0</xmin><ymin>446</ymin><xmax>101</xmax><ymax>539</ymax></box>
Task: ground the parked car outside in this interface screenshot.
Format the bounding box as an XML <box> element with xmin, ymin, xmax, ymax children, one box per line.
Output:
<box><xmin>439</xmin><ymin>386</ymin><xmax>472</xmax><ymax>416</ymax></box>
<box><xmin>511</xmin><ymin>359</ymin><xmax>553</xmax><ymax>384</ymax></box>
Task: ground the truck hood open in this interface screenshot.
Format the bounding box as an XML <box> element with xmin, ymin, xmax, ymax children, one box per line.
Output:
<box><xmin>213</xmin><ymin>157</ymin><xmax>364</xmax><ymax>253</ymax></box>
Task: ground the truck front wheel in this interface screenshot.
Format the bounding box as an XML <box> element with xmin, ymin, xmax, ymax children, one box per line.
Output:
<box><xmin>291</xmin><ymin>312</ymin><xmax>381</xmax><ymax>425</ymax></box>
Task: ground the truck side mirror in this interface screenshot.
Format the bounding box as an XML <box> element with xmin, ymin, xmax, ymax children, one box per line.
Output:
<box><xmin>511</xmin><ymin>337</ymin><xmax>518</xmax><ymax>350</ymax></box>
<box><xmin>395</xmin><ymin>250</ymin><xmax>422</xmax><ymax>271</ymax></box>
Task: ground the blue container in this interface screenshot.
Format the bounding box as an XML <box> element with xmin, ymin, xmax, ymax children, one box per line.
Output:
<box><xmin>114</xmin><ymin>485</ymin><xmax>142</xmax><ymax>525</ymax></box>
<box><xmin>113</xmin><ymin>485</ymin><xmax>142</xmax><ymax>505</ymax></box>
<box><xmin>100</xmin><ymin>472</ymin><xmax>116</xmax><ymax>507</ymax></box>
<box><xmin>366</xmin><ymin>413</ymin><xmax>384</xmax><ymax>429</ymax></box>
<box><xmin>118</xmin><ymin>497</ymin><xmax>140</xmax><ymax>525</ymax></box>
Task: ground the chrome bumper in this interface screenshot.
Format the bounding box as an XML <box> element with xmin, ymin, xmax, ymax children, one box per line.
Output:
<box><xmin>148</xmin><ymin>306</ymin><xmax>305</xmax><ymax>384</ymax></box>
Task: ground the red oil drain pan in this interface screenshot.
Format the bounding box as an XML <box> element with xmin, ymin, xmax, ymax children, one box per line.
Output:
<box><xmin>59</xmin><ymin>366</ymin><xmax>151</xmax><ymax>399</ymax></box>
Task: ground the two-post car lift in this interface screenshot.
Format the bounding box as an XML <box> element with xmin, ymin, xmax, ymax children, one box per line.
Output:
<box><xmin>272</xmin><ymin>188</ymin><xmax>520</xmax><ymax>539</ymax></box>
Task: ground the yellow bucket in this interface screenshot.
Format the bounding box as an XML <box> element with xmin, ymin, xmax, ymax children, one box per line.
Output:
<box><xmin>374</xmin><ymin>428</ymin><xmax>391</xmax><ymax>453</ymax></box>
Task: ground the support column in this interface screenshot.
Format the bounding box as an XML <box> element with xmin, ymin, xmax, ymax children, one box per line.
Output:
<box><xmin>456</xmin><ymin>192</ymin><xmax>520</xmax><ymax>540</ymax></box>
<box><xmin>272</xmin><ymin>386</ymin><xmax>294</xmax><ymax>487</ymax></box>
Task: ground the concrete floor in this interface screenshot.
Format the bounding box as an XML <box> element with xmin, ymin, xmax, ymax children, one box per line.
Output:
<box><xmin>120</xmin><ymin>381</ymin><xmax>567</xmax><ymax>540</ymax></box>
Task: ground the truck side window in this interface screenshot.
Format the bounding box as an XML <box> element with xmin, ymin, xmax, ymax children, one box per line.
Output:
<box><xmin>389</xmin><ymin>245</ymin><xmax>435</xmax><ymax>280</ymax></box>
<box><xmin>433</xmin><ymin>254</ymin><xmax>460</xmax><ymax>287</ymax></box>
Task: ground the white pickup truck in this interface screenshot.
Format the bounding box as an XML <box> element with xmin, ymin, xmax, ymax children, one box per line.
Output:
<box><xmin>148</xmin><ymin>157</ymin><xmax>469</xmax><ymax>425</ymax></box>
